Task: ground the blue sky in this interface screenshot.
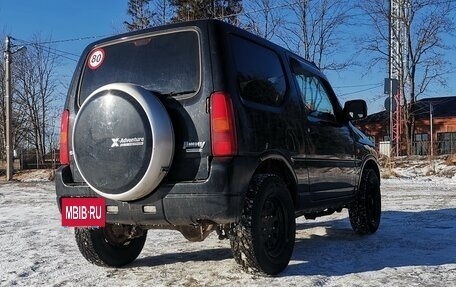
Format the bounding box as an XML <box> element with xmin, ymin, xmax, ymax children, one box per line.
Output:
<box><xmin>0</xmin><ymin>1</ymin><xmax>125</xmax><ymax>48</ymax></box>
<box><xmin>1</xmin><ymin>0</ymin><xmax>455</xmax><ymax>114</ymax></box>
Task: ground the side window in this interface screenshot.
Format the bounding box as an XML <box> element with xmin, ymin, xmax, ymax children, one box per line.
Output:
<box><xmin>231</xmin><ymin>35</ymin><xmax>286</xmax><ymax>106</ymax></box>
<box><xmin>291</xmin><ymin>60</ymin><xmax>336</xmax><ymax>121</ymax></box>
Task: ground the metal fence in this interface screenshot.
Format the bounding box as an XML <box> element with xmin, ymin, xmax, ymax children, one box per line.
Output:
<box><xmin>411</xmin><ymin>140</ymin><xmax>456</xmax><ymax>156</ymax></box>
<box><xmin>378</xmin><ymin>140</ymin><xmax>456</xmax><ymax>157</ymax></box>
<box><xmin>14</xmin><ymin>150</ymin><xmax>59</xmax><ymax>170</ymax></box>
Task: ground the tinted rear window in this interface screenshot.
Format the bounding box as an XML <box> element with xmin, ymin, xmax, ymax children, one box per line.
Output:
<box><xmin>79</xmin><ymin>30</ymin><xmax>200</xmax><ymax>104</ymax></box>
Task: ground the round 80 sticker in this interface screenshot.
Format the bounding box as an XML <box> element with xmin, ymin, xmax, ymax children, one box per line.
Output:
<box><xmin>87</xmin><ymin>48</ymin><xmax>105</xmax><ymax>70</ymax></box>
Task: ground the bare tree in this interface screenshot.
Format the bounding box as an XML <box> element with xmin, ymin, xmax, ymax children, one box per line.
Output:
<box><xmin>243</xmin><ymin>0</ymin><xmax>285</xmax><ymax>40</ymax></box>
<box><xmin>279</xmin><ymin>0</ymin><xmax>354</xmax><ymax>71</ymax></box>
<box><xmin>13</xmin><ymin>36</ymin><xmax>60</xmax><ymax>165</ymax></box>
<box><xmin>150</xmin><ymin>0</ymin><xmax>173</xmax><ymax>25</ymax></box>
<box><xmin>169</xmin><ymin>0</ymin><xmax>242</xmax><ymax>24</ymax></box>
<box><xmin>360</xmin><ymin>0</ymin><xmax>455</xmax><ymax>154</ymax></box>
<box><xmin>124</xmin><ymin>0</ymin><xmax>154</xmax><ymax>31</ymax></box>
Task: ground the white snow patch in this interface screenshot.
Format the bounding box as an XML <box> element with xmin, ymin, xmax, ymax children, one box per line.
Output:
<box><xmin>0</xmin><ymin>160</ymin><xmax>455</xmax><ymax>286</ymax></box>
<box><xmin>381</xmin><ymin>156</ymin><xmax>456</xmax><ymax>180</ymax></box>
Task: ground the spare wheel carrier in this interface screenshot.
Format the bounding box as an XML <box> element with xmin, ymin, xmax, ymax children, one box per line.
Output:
<box><xmin>72</xmin><ymin>83</ymin><xmax>174</xmax><ymax>201</ymax></box>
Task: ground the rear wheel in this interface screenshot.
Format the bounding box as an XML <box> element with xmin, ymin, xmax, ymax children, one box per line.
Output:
<box><xmin>230</xmin><ymin>174</ymin><xmax>295</xmax><ymax>275</ymax></box>
<box><xmin>75</xmin><ymin>224</ymin><xmax>147</xmax><ymax>267</ymax></box>
<box><xmin>349</xmin><ymin>169</ymin><xmax>381</xmax><ymax>235</ymax></box>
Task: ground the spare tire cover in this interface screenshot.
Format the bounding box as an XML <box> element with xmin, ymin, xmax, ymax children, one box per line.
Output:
<box><xmin>73</xmin><ymin>83</ymin><xmax>174</xmax><ymax>201</ymax></box>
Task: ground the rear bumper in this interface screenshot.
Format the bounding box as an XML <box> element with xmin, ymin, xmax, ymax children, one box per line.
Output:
<box><xmin>55</xmin><ymin>157</ymin><xmax>254</xmax><ymax>226</ymax></box>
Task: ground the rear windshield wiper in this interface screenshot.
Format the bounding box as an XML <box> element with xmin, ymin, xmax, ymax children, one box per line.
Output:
<box><xmin>163</xmin><ymin>90</ymin><xmax>196</xmax><ymax>97</ymax></box>
<box><xmin>147</xmin><ymin>89</ymin><xmax>196</xmax><ymax>97</ymax></box>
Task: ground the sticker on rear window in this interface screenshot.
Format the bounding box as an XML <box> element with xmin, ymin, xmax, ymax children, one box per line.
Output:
<box><xmin>87</xmin><ymin>48</ymin><xmax>105</xmax><ymax>70</ymax></box>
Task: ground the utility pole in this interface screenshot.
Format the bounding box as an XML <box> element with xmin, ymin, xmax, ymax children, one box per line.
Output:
<box><xmin>4</xmin><ymin>36</ymin><xmax>13</xmax><ymax>181</ymax></box>
<box><xmin>3</xmin><ymin>37</ymin><xmax>25</xmax><ymax>180</ymax></box>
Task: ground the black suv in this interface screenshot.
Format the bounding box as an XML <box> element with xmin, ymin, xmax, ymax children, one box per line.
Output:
<box><xmin>56</xmin><ymin>19</ymin><xmax>381</xmax><ymax>275</ymax></box>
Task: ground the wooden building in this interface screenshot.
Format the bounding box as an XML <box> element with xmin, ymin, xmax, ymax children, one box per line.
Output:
<box><xmin>356</xmin><ymin>96</ymin><xmax>456</xmax><ymax>156</ymax></box>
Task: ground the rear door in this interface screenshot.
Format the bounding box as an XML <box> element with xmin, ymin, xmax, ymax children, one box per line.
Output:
<box><xmin>290</xmin><ymin>59</ymin><xmax>356</xmax><ymax>201</ymax></box>
<box><xmin>75</xmin><ymin>27</ymin><xmax>211</xmax><ymax>183</ymax></box>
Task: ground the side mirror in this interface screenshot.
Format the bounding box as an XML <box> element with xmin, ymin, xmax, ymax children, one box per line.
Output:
<box><xmin>343</xmin><ymin>100</ymin><xmax>367</xmax><ymax>121</ymax></box>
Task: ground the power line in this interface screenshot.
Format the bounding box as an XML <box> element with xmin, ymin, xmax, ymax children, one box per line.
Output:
<box><xmin>338</xmin><ymin>84</ymin><xmax>383</xmax><ymax>97</ymax></box>
<box><xmin>7</xmin><ymin>34</ymin><xmax>111</xmax><ymax>63</ymax></box>
<box><xmin>13</xmin><ymin>38</ymin><xmax>80</xmax><ymax>62</ymax></box>
<box><xmin>5</xmin><ymin>0</ymin><xmax>368</xmax><ymax>63</ymax></box>
<box><xmin>334</xmin><ymin>83</ymin><xmax>380</xmax><ymax>89</ymax></box>
<box><xmin>35</xmin><ymin>34</ymin><xmax>112</xmax><ymax>45</ymax></box>
<box><xmin>39</xmin><ymin>46</ymin><xmax>79</xmax><ymax>62</ymax></box>
<box><xmin>9</xmin><ymin>0</ymin><xmax>455</xmax><ymax>55</ymax></box>
<box><xmin>7</xmin><ymin>1</ymin><xmax>359</xmax><ymax>48</ymax></box>
<box><xmin>15</xmin><ymin>38</ymin><xmax>80</xmax><ymax>57</ymax></box>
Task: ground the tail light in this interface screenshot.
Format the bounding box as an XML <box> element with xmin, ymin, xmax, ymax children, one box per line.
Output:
<box><xmin>210</xmin><ymin>92</ymin><xmax>237</xmax><ymax>156</ymax></box>
<box><xmin>60</xmin><ymin>109</ymin><xmax>70</xmax><ymax>165</ymax></box>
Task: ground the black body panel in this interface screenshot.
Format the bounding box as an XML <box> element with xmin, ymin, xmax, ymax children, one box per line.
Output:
<box><xmin>56</xmin><ymin>157</ymin><xmax>256</xmax><ymax>225</ymax></box>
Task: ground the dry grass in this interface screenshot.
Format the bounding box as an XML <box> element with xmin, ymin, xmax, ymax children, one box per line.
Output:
<box><xmin>445</xmin><ymin>154</ymin><xmax>456</xmax><ymax>165</ymax></box>
<box><xmin>0</xmin><ymin>169</ymin><xmax>54</xmax><ymax>182</ymax></box>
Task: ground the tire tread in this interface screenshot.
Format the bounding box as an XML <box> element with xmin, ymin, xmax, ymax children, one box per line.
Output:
<box><xmin>230</xmin><ymin>174</ymin><xmax>295</xmax><ymax>275</ymax></box>
<box><xmin>349</xmin><ymin>169</ymin><xmax>381</xmax><ymax>235</ymax></box>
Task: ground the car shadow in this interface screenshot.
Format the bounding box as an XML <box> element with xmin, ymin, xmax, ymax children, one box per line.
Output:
<box><xmin>125</xmin><ymin>209</ymin><xmax>456</xmax><ymax>277</ymax></box>
<box><xmin>283</xmin><ymin>208</ymin><xmax>456</xmax><ymax>277</ymax></box>
<box><xmin>128</xmin><ymin>247</ymin><xmax>233</xmax><ymax>268</ymax></box>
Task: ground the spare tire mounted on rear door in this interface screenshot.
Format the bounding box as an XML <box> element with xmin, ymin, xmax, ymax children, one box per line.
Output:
<box><xmin>73</xmin><ymin>83</ymin><xmax>174</xmax><ymax>201</ymax></box>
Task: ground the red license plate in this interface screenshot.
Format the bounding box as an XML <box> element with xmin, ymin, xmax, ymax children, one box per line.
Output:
<box><xmin>61</xmin><ymin>198</ymin><xmax>106</xmax><ymax>227</ymax></box>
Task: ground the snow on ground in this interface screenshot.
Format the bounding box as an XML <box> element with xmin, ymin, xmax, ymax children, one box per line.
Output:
<box><xmin>381</xmin><ymin>155</ymin><xmax>456</xmax><ymax>179</ymax></box>
<box><xmin>0</xmin><ymin>166</ymin><xmax>455</xmax><ymax>286</ymax></box>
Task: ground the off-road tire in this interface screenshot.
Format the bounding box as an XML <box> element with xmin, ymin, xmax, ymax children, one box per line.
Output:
<box><xmin>75</xmin><ymin>224</ymin><xmax>147</xmax><ymax>267</ymax></box>
<box><xmin>230</xmin><ymin>174</ymin><xmax>296</xmax><ymax>275</ymax></box>
<box><xmin>349</xmin><ymin>169</ymin><xmax>381</xmax><ymax>235</ymax></box>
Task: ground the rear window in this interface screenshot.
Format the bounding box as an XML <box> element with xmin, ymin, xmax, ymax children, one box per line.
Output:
<box><xmin>79</xmin><ymin>30</ymin><xmax>200</xmax><ymax>104</ymax></box>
